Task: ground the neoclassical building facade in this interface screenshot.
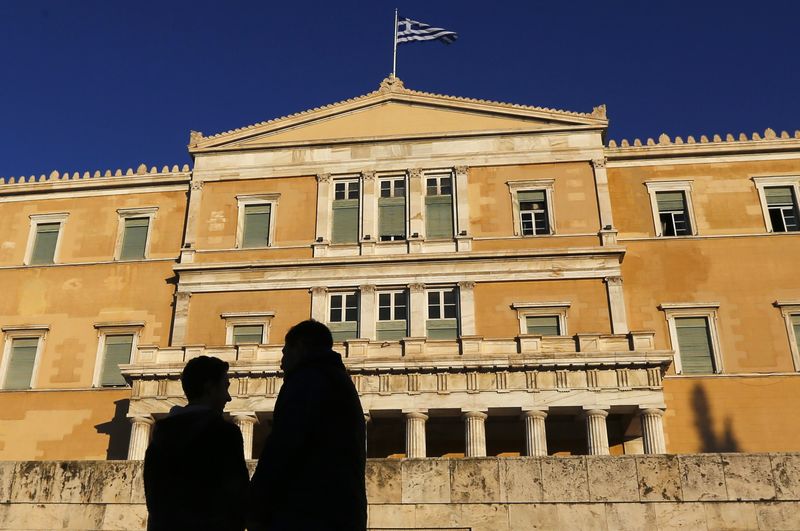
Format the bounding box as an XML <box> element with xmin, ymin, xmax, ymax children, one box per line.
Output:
<box><xmin>0</xmin><ymin>77</ymin><xmax>798</xmax><ymax>462</ymax></box>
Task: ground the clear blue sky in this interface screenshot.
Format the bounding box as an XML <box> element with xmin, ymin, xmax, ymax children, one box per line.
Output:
<box><xmin>2</xmin><ymin>1</ymin><xmax>799</xmax><ymax>177</ymax></box>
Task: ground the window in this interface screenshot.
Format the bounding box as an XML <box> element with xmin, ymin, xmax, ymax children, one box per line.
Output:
<box><xmin>233</xmin><ymin>325</ymin><xmax>264</xmax><ymax>345</ymax></box>
<box><xmin>507</xmin><ymin>180</ymin><xmax>555</xmax><ymax>237</ymax></box>
<box><xmin>645</xmin><ymin>181</ymin><xmax>697</xmax><ymax>237</ymax></box>
<box><xmin>753</xmin><ymin>177</ymin><xmax>800</xmax><ymax>233</ymax></box>
<box><xmin>378</xmin><ymin>177</ymin><xmax>406</xmax><ymax>241</ymax></box>
<box><xmin>25</xmin><ymin>213</ymin><xmax>68</xmax><ymax>265</ymax></box>
<box><xmin>236</xmin><ymin>194</ymin><xmax>279</xmax><ymax>249</ymax></box>
<box><xmin>426</xmin><ymin>288</ymin><xmax>458</xmax><ymax>339</ymax></box>
<box><xmin>377</xmin><ymin>291</ymin><xmax>408</xmax><ymax>340</ymax></box>
<box><xmin>660</xmin><ymin>303</ymin><xmax>723</xmax><ymax>375</ymax></box>
<box><xmin>526</xmin><ymin>315</ymin><xmax>561</xmax><ymax>336</ymax></box>
<box><xmin>1</xmin><ymin>326</ymin><xmax>47</xmax><ymax>390</ymax></box>
<box><xmin>512</xmin><ymin>302</ymin><xmax>570</xmax><ymax>336</ymax></box>
<box><xmin>425</xmin><ymin>173</ymin><xmax>454</xmax><ymax>239</ymax></box>
<box><xmin>329</xmin><ymin>292</ymin><xmax>359</xmax><ymax>341</ymax></box>
<box><xmin>332</xmin><ymin>179</ymin><xmax>360</xmax><ymax>244</ymax></box>
<box><xmin>774</xmin><ymin>301</ymin><xmax>800</xmax><ymax>371</ymax></box>
<box><xmin>98</xmin><ymin>335</ymin><xmax>135</xmax><ymax>386</ymax></box>
<box><xmin>116</xmin><ymin>207</ymin><xmax>157</xmax><ymax>260</ymax></box>
<box><xmin>222</xmin><ymin>312</ymin><xmax>274</xmax><ymax>345</ymax></box>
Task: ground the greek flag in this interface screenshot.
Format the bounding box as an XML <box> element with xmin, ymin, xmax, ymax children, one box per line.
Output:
<box><xmin>396</xmin><ymin>17</ymin><xmax>458</xmax><ymax>45</ymax></box>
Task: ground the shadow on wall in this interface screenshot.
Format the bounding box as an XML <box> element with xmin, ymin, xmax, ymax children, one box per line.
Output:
<box><xmin>94</xmin><ymin>399</ymin><xmax>132</xmax><ymax>459</ymax></box>
<box><xmin>692</xmin><ymin>384</ymin><xmax>739</xmax><ymax>452</ymax></box>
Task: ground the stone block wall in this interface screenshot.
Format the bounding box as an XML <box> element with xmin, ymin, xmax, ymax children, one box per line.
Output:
<box><xmin>1</xmin><ymin>454</ymin><xmax>799</xmax><ymax>530</ymax></box>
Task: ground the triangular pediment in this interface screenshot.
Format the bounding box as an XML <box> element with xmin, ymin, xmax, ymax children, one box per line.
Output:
<box><xmin>190</xmin><ymin>77</ymin><xmax>607</xmax><ymax>152</ymax></box>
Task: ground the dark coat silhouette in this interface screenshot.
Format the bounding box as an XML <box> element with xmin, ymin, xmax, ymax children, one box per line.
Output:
<box><xmin>144</xmin><ymin>405</ymin><xmax>249</xmax><ymax>531</ymax></box>
<box><xmin>250</xmin><ymin>349</ymin><xmax>367</xmax><ymax>531</ymax></box>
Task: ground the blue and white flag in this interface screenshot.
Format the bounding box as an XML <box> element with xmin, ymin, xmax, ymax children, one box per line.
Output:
<box><xmin>396</xmin><ymin>17</ymin><xmax>458</xmax><ymax>45</ymax></box>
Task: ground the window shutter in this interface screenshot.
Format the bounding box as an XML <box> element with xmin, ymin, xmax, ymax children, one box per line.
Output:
<box><xmin>120</xmin><ymin>217</ymin><xmax>149</xmax><ymax>260</ymax></box>
<box><xmin>379</xmin><ymin>197</ymin><xmax>406</xmax><ymax>238</ymax></box>
<box><xmin>518</xmin><ymin>190</ymin><xmax>546</xmax><ymax>203</ymax></box>
<box><xmin>233</xmin><ymin>325</ymin><xmax>264</xmax><ymax>345</ymax></box>
<box><xmin>675</xmin><ymin>317</ymin><xmax>715</xmax><ymax>374</ymax></box>
<box><xmin>31</xmin><ymin>223</ymin><xmax>60</xmax><ymax>265</ymax></box>
<box><xmin>100</xmin><ymin>335</ymin><xmax>134</xmax><ymax>386</ymax></box>
<box><xmin>242</xmin><ymin>204</ymin><xmax>271</xmax><ymax>248</ymax></box>
<box><xmin>330</xmin><ymin>321</ymin><xmax>358</xmax><ymax>342</ymax></box>
<box><xmin>425</xmin><ymin>195</ymin><xmax>454</xmax><ymax>239</ymax></box>
<box><xmin>4</xmin><ymin>338</ymin><xmax>39</xmax><ymax>389</ymax></box>
<box><xmin>765</xmin><ymin>186</ymin><xmax>794</xmax><ymax>205</ymax></box>
<box><xmin>426</xmin><ymin>318</ymin><xmax>458</xmax><ymax>340</ymax></box>
<box><xmin>377</xmin><ymin>320</ymin><xmax>408</xmax><ymax>340</ymax></box>
<box><xmin>656</xmin><ymin>191</ymin><xmax>686</xmax><ymax>212</ymax></box>
<box><xmin>332</xmin><ymin>199</ymin><xmax>359</xmax><ymax>243</ymax></box>
<box><xmin>526</xmin><ymin>315</ymin><xmax>561</xmax><ymax>336</ymax></box>
<box><xmin>793</xmin><ymin>314</ymin><xmax>800</xmax><ymax>352</ymax></box>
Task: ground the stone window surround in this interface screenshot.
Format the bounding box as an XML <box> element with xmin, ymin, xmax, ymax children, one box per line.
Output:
<box><xmin>91</xmin><ymin>322</ymin><xmax>144</xmax><ymax>387</ymax></box>
<box><xmin>114</xmin><ymin>207</ymin><xmax>158</xmax><ymax>261</ymax></box>
<box><xmin>751</xmin><ymin>175</ymin><xmax>800</xmax><ymax>233</ymax></box>
<box><xmin>644</xmin><ymin>180</ymin><xmax>698</xmax><ymax>238</ymax></box>
<box><xmin>511</xmin><ymin>301</ymin><xmax>571</xmax><ymax>336</ymax></box>
<box><xmin>506</xmin><ymin>179</ymin><xmax>556</xmax><ymax>237</ymax></box>
<box><xmin>222</xmin><ymin>312</ymin><xmax>275</xmax><ymax>345</ymax></box>
<box><xmin>0</xmin><ymin>325</ymin><xmax>49</xmax><ymax>390</ymax></box>
<box><xmin>235</xmin><ymin>193</ymin><xmax>280</xmax><ymax>249</ymax></box>
<box><xmin>659</xmin><ymin>302</ymin><xmax>723</xmax><ymax>375</ymax></box>
<box><xmin>774</xmin><ymin>300</ymin><xmax>800</xmax><ymax>371</ymax></box>
<box><xmin>23</xmin><ymin>212</ymin><xmax>69</xmax><ymax>266</ymax></box>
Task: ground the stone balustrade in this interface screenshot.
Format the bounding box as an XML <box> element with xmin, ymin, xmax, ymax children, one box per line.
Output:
<box><xmin>0</xmin><ymin>454</ymin><xmax>799</xmax><ymax>530</ymax></box>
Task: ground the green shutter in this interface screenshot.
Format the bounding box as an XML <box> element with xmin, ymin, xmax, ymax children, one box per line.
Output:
<box><xmin>793</xmin><ymin>314</ymin><xmax>800</xmax><ymax>353</ymax></box>
<box><xmin>242</xmin><ymin>204</ymin><xmax>271</xmax><ymax>248</ymax></box>
<box><xmin>379</xmin><ymin>197</ymin><xmax>406</xmax><ymax>238</ymax></box>
<box><xmin>5</xmin><ymin>338</ymin><xmax>39</xmax><ymax>389</ymax></box>
<box><xmin>526</xmin><ymin>315</ymin><xmax>561</xmax><ymax>336</ymax></box>
<box><xmin>377</xmin><ymin>320</ymin><xmax>407</xmax><ymax>340</ymax></box>
<box><xmin>100</xmin><ymin>335</ymin><xmax>133</xmax><ymax>386</ymax></box>
<box><xmin>330</xmin><ymin>321</ymin><xmax>358</xmax><ymax>342</ymax></box>
<box><xmin>518</xmin><ymin>190</ymin><xmax>546</xmax><ymax>203</ymax></box>
<box><xmin>765</xmin><ymin>186</ymin><xmax>794</xmax><ymax>205</ymax></box>
<box><xmin>675</xmin><ymin>317</ymin><xmax>715</xmax><ymax>374</ymax></box>
<box><xmin>332</xmin><ymin>200</ymin><xmax>359</xmax><ymax>243</ymax></box>
<box><xmin>425</xmin><ymin>195</ymin><xmax>454</xmax><ymax>239</ymax></box>
<box><xmin>233</xmin><ymin>325</ymin><xmax>264</xmax><ymax>345</ymax></box>
<box><xmin>656</xmin><ymin>191</ymin><xmax>686</xmax><ymax>212</ymax></box>
<box><xmin>120</xmin><ymin>217</ymin><xmax>149</xmax><ymax>260</ymax></box>
<box><xmin>426</xmin><ymin>319</ymin><xmax>458</xmax><ymax>340</ymax></box>
<box><xmin>30</xmin><ymin>223</ymin><xmax>60</xmax><ymax>265</ymax></box>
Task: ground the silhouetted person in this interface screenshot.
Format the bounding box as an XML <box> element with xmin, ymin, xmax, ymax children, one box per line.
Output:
<box><xmin>144</xmin><ymin>356</ymin><xmax>248</xmax><ymax>531</ymax></box>
<box><xmin>250</xmin><ymin>320</ymin><xmax>367</xmax><ymax>531</ymax></box>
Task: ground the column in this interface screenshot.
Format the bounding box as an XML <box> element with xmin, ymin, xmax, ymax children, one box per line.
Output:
<box><xmin>454</xmin><ymin>166</ymin><xmax>473</xmax><ymax>251</ymax></box>
<box><xmin>404</xmin><ymin>411</ymin><xmax>428</xmax><ymax>458</ymax></box>
<box><xmin>407</xmin><ymin>168</ymin><xmax>425</xmax><ymax>242</ymax></box>
<box><xmin>523</xmin><ymin>409</ymin><xmax>548</xmax><ymax>457</ymax></box>
<box><xmin>457</xmin><ymin>281</ymin><xmax>476</xmax><ymax>336</ymax></box>
<box><xmin>359</xmin><ymin>285</ymin><xmax>377</xmax><ymax>340</ymax></box>
<box><xmin>170</xmin><ymin>291</ymin><xmax>191</xmax><ymax>346</ymax></box>
<box><xmin>591</xmin><ymin>157</ymin><xmax>616</xmax><ymax>236</ymax></box>
<box><xmin>604</xmin><ymin>276</ymin><xmax>629</xmax><ymax>335</ymax></box>
<box><xmin>183</xmin><ymin>179</ymin><xmax>204</xmax><ymax>250</ymax></box>
<box><xmin>127</xmin><ymin>415</ymin><xmax>155</xmax><ymax>460</ymax></box>
<box><xmin>363</xmin><ymin>412</ymin><xmax>371</xmax><ymax>455</ymax></box>
<box><xmin>584</xmin><ymin>408</ymin><xmax>610</xmax><ymax>456</ymax></box>
<box><xmin>640</xmin><ymin>408</ymin><xmax>667</xmax><ymax>454</ymax></box>
<box><xmin>233</xmin><ymin>412</ymin><xmax>258</xmax><ymax>460</ymax></box>
<box><xmin>463</xmin><ymin>411</ymin><xmax>488</xmax><ymax>457</ymax></box>
<box><xmin>314</xmin><ymin>173</ymin><xmax>331</xmax><ymax>255</ymax></box>
<box><xmin>361</xmin><ymin>171</ymin><xmax>377</xmax><ymax>251</ymax></box>
<box><xmin>408</xmin><ymin>283</ymin><xmax>426</xmax><ymax>337</ymax></box>
<box><xmin>310</xmin><ymin>286</ymin><xmax>328</xmax><ymax>322</ymax></box>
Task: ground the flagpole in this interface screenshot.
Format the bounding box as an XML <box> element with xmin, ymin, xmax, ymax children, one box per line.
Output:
<box><xmin>392</xmin><ymin>8</ymin><xmax>398</xmax><ymax>78</ymax></box>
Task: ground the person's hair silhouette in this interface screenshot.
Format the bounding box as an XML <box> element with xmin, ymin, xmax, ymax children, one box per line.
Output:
<box><xmin>250</xmin><ymin>320</ymin><xmax>367</xmax><ymax>531</ymax></box>
<box><xmin>144</xmin><ymin>356</ymin><xmax>249</xmax><ymax>531</ymax></box>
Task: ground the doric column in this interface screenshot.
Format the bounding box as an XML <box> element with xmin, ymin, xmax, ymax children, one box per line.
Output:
<box><xmin>591</xmin><ymin>157</ymin><xmax>616</xmax><ymax>236</ymax></box>
<box><xmin>170</xmin><ymin>291</ymin><xmax>191</xmax><ymax>346</ymax></box>
<box><xmin>359</xmin><ymin>285</ymin><xmax>377</xmax><ymax>340</ymax></box>
<box><xmin>604</xmin><ymin>276</ymin><xmax>629</xmax><ymax>335</ymax></box>
<box><xmin>310</xmin><ymin>286</ymin><xmax>328</xmax><ymax>322</ymax></box>
<box><xmin>404</xmin><ymin>411</ymin><xmax>428</xmax><ymax>458</ymax></box>
<box><xmin>233</xmin><ymin>412</ymin><xmax>258</xmax><ymax>460</ymax></box>
<box><xmin>364</xmin><ymin>412</ymin><xmax>371</xmax><ymax>454</ymax></box>
<box><xmin>361</xmin><ymin>171</ymin><xmax>377</xmax><ymax>247</ymax></box>
<box><xmin>640</xmin><ymin>408</ymin><xmax>667</xmax><ymax>454</ymax></box>
<box><xmin>523</xmin><ymin>409</ymin><xmax>548</xmax><ymax>457</ymax></box>
<box><xmin>408</xmin><ymin>283</ymin><xmax>426</xmax><ymax>337</ymax></box>
<box><xmin>314</xmin><ymin>173</ymin><xmax>332</xmax><ymax>253</ymax></box>
<box><xmin>127</xmin><ymin>415</ymin><xmax>155</xmax><ymax>460</ymax></box>
<box><xmin>457</xmin><ymin>281</ymin><xmax>476</xmax><ymax>336</ymax></box>
<box><xmin>407</xmin><ymin>168</ymin><xmax>425</xmax><ymax>241</ymax></box>
<box><xmin>463</xmin><ymin>410</ymin><xmax>488</xmax><ymax>457</ymax></box>
<box><xmin>584</xmin><ymin>408</ymin><xmax>610</xmax><ymax>456</ymax></box>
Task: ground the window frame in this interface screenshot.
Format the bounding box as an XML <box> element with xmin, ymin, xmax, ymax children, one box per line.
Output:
<box><xmin>222</xmin><ymin>312</ymin><xmax>275</xmax><ymax>345</ymax></box>
<box><xmin>235</xmin><ymin>194</ymin><xmax>280</xmax><ymax>249</ymax></box>
<box><xmin>425</xmin><ymin>286</ymin><xmax>460</xmax><ymax>339</ymax></box>
<box><xmin>0</xmin><ymin>325</ymin><xmax>48</xmax><ymax>390</ymax></box>
<box><xmin>92</xmin><ymin>323</ymin><xmax>143</xmax><ymax>388</ymax></box>
<box><xmin>659</xmin><ymin>303</ymin><xmax>723</xmax><ymax>375</ymax></box>
<box><xmin>424</xmin><ymin>170</ymin><xmax>456</xmax><ymax>240</ymax></box>
<box><xmin>377</xmin><ymin>173</ymin><xmax>408</xmax><ymax>242</ymax></box>
<box><xmin>24</xmin><ymin>213</ymin><xmax>69</xmax><ymax>266</ymax></box>
<box><xmin>328</xmin><ymin>291</ymin><xmax>359</xmax><ymax>341</ymax></box>
<box><xmin>507</xmin><ymin>180</ymin><xmax>556</xmax><ymax>237</ymax></box>
<box><xmin>752</xmin><ymin>176</ymin><xmax>800</xmax><ymax>233</ymax></box>
<box><xmin>331</xmin><ymin>176</ymin><xmax>362</xmax><ymax>244</ymax></box>
<box><xmin>645</xmin><ymin>181</ymin><xmax>698</xmax><ymax>237</ymax></box>
<box><xmin>115</xmin><ymin>207</ymin><xmax>158</xmax><ymax>261</ymax></box>
<box><xmin>377</xmin><ymin>289</ymin><xmax>409</xmax><ymax>340</ymax></box>
<box><xmin>511</xmin><ymin>302</ymin><xmax>570</xmax><ymax>336</ymax></box>
<box><xmin>774</xmin><ymin>300</ymin><xmax>800</xmax><ymax>371</ymax></box>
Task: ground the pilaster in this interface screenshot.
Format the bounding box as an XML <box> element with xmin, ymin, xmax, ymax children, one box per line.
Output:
<box><xmin>591</xmin><ymin>157</ymin><xmax>616</xmax><ymax>240</ymax></box>
<box><xmin>408</xmin><ymin>168</ymin><xmax>425</xmax><ymax>242</ymax></box>
<box><xmin>458</xmin><ymin>281</ymin><xmax>476</xmax><ymax>336</ymax></box>
<box><xmin>359</xmin><ymin>285</ymin><xmax>377</xmax><ymax>340</ymax></box>
<box><xmin>170</xmin><ymin>291</ymin><xmax>192</xmax><ymax>346</ymax></box>
<box><xmin>604</xmin><ymin>276</ymin><xmax>629</xmax><ymax>334</ymax></box>
<box><xmin>361</xmin><ymin>171</ymin><xmax>377</xmax><ymax>250</ymax></box>
<box><xmin>408</xmin><ymin>283</ymin><xmax>426</xmax><ymax>337</ymax></box>
<box><xmin>310</xmin><ymin>287</ymin><xmax>328</xmax><ymax>322</ymax></box>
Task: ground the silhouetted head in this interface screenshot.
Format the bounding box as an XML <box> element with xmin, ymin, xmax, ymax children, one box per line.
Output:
<box><xmin>282</xmin><ymin>319</ymin><xmax>333</xmax><ymax>373</ymax></box>
<box><xmin>181</xmin><ymin>356</ymin><xmax>231</xmax><ymax>414</ymax></box>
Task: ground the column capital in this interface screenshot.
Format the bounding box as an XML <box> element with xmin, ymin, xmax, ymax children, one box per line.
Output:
<box><xmin>359</xmin><ymin>284</ymin><xmax>376</xmax><ymax>295</ymax></box>
<box><xmin>361</xmin><ymin>170</ymin><xmax>376</xmax><ymax>180</ymax></box>
<box><xmin>454</xmin><ymin>165</ymin><xmax>469</xmax><ymax>176</ymax></box>
<box><xmin>640</xmin><ymin>407</ymin><xmax>665</xmax><ymax>417</ymax></box>
<box><xmin>231</xmin><ymin>412</ymin><xmax>259</xmax><ymax>423</ymax></box>
<box><xmin>128</xmin><ymin>414</ymin><xmax>155</xmax><ymax>426</ymax></box>
<box><xmin>462</xmin><ymin>410</ymin><xmax>488</xmax><ymax>420</ymax></box>
<box><xmin>407</xmin><ymin>168</ymin><xmax>422</xmax><ymax>179</ymax></box>
<box><xmin>363</xmin><ymin>412</ymin><xmax>371</xmax><ymax>424</ymax></box>
<box><xmin>591</xmin><ymin>157</ymin><xmax>607</xmax><ymax>169</ymax></box>
<box><xmin>604</xmin><ymin>276</ymin><xmax>623</xmax><ymax>286</ymax></box>
<box><xmin>582</xmin><ymin>407</ymin><xmax>609</xmax><ymax>418</ymax></box>
<box><xmin>457</xmin><ymin>280</ymin><xmax>476</xmax><ymax>290</ymax></box>
<box><xmin>316</xmin><ymin>173</ymin><xmax>331</xmax><ymax>183</ymax></box>
<box><xmin>175</xmin><ymin>291</ymin><xmax>192</xmax><ymax>301</ymax></box>
<box><xmin>310</xmin><ymin>286</ymin><xmax>328</xmax><ymax>296</ymax></box>
<box><xmin>522</xmin><ymin>409</ymin><xmax>548</xmax><ymax>419</ymax></box>
<box><xmin>403</xmin><ymin>410</ymin><xmax>429</xmax><ymax>420</ymax></box>
<box><xmin>190</xmin><ymin>180</ymin><xmax>204</xmax><ymax>191</ymax></box>
<box><xmin>408</xmin><ymin>282</ymin><xmax>425</xmax><ymax>293</ymax></box>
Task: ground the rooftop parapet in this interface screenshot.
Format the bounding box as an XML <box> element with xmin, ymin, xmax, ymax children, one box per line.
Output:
<box><xmin>0</xmin><ymin>163</ymin><xmax>191</xmax><ymax>186</ymax></box>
